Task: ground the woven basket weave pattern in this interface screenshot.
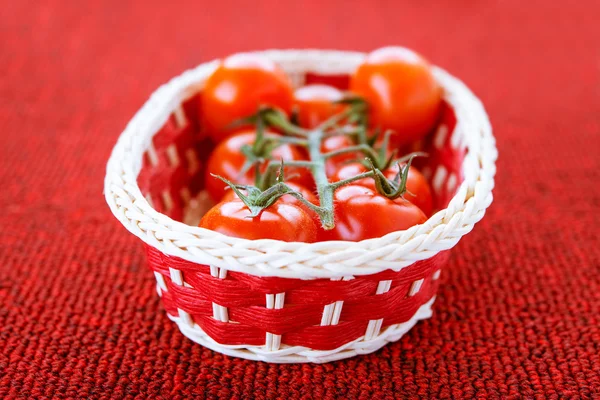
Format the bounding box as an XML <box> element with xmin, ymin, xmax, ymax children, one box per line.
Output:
<box><xmin>147</xmin><ymin>246</ymin><xmax>448</xmax><ymax>354</ymax></box>
<box><xmin>104</xmin><ymin>50</ymin><xmax>496</xmax><ymax>362</ymax></box>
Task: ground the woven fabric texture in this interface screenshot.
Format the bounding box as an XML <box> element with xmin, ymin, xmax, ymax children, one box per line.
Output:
<box><xmin>147</xmin><ymin>246</ymin><xmax>445</xmax><ymax>351</ymax></box>
<box><xmin>1</xmin><ymin>1</ymin><xmax>599</xmax><ymax>398</ymax></box>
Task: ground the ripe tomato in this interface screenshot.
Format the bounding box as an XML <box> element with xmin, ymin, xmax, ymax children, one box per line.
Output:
<box><xmin>319</xmin><ymin>185</ymin><xmax>427</xmax><ymax>241</ymax></box>
<box><xmin>332</xmin><ymin>162</ymin><xmax>433</xmax><ymax>216</ymax></box>
<box><xmin>350</xmin><ymin>46</ymin><xmax>442</xmax><ymax>146</ymax></box>
<box><xmin>222</xmin><ymin>181</ymin><xmax>318</xmax><ymax>209</ymax></box>
<box><xmin>293</xmin><ymin>84</ymin><xmax>345</xmax><ymax>129</ymax></box>
<box><xmin>204</xmin><ymin>130</ymin><xmax>312</xmax><ymax>202</ymax></box>
<box><xmin>321</xmin><ymin>135</ymin><xmax>359</xmax><ymax>177</ymax></box>
<box><xmin>200</xmin><ymin>200</ymin><xmax>318</xmax><ymax>242</ymax></box>
<box><xmin>201</xmin><ymin>53</ymin><xmax>294</xmax><ymax>142</ymax></box>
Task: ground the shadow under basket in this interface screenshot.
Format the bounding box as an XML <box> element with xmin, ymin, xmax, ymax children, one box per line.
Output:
<box><xmin>105</xmin><ymin>50</ymin><xmax>497</xmax><ymax>363</ymax></box>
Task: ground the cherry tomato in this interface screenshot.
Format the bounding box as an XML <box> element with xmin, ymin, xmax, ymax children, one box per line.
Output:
<box><xmin>294</xmin><ymin>84</ymin><xmax>345</xmax><ymax>129</ymax></box>
<box><xmin>331</xmin><ymin>162</ymin><xmax>433</xmax><ymax>216</ymax></box>
<box><xmin>319</xmin><ymin>185</ymin><xmax>427</xmax><ymax>241</ymax></box>
<box><xmin>204</xmin><ymin>130</ymin><xmax>312</xmax><ymax>202</ymax></box>
<box><xmin>200</xmin><ymin>200</ymin><xmax>318</xmax><ymax>242</ymax></box>
<box><xmin>201</xmin><ymin>53</ymin><xmax>294</xmax><ymax>142</ymax></box>
<box><xmin>321</xmin><ymin>135</ymin><xmax>359</xmax><ymax>177</ymax></box>
<box><xmin>350</xmin><ymin>46</ymin><xmax>442</xmax><ymax>146</ymax></box>
<box><xmin>222</xmin><ymin>181</ymin><xmax>318</xmax><ymax>209</ymax></box>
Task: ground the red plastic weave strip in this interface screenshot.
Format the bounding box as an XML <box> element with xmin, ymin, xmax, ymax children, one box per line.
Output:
<box><xmin>146</xmin><ymin>246</ymin><xmax>448</xmax><ymax>350</ymax></box>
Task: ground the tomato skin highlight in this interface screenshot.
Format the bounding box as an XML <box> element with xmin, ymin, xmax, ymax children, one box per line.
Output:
<box><xmin>350</xmin><ymin>46</ymin><xmax>442</xmax><ymax>146</ymax></box>
<box><xmin>204</xmin><ymin>130</ymin><xmax>311</xmax><ymax>202</ymax></box>
<box><xmin>332</xmin><ymin>162</ymin><xmax>433</xmax><ymax>216</ymax></box>
<box><xmin>200</xmin><ymin>200</ymin><xmax>318</xmax><ymax>243</ymax></box>
<box><xmin>318</xmin><ymin>185</ymin><xmax>427</xmax><ymax>241</ymax></box>
<box><xmin>201</xmin><ymin>53</ymin><xmax>294</xmax><ymax>142</ymax></box>
<box><xmin>293</xmin><ymin>84</ymin><xmax>345</xmax><ymax>129</ymax></box>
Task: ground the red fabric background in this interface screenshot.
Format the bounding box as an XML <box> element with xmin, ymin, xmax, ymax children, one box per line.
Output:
<box><xmin>1</xmin><ymin>1</ymin><xmax>599</xmax><ymax>398</ymax></box>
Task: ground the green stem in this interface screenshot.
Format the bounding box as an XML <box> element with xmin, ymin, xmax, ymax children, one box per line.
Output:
<box><xmin>328</xmin><ymin>171</ymin><xmax>374</xmax><ymax>190</ymax></box>
<box><xmin>275</xmin><ymin>160</ymin><xmax>315</xmax><ymax>168</ymax></box>
<box><xmin>264</xmin><ymin>111</ymin><xmax>310</xmax><ymax>137</ymax></box>
<box><xmin>257</xmin><ymin>182</ymin><xmax>330</xmax><ymax>221</ymax></box>
<box><xmin>263</xmin><ymin>160</ymin><xmax>316</xmax><ymax>175</ymax></box>
<box><xmin>308</xmin><ymin>129</ymin><xmax>335</xmax><ymax>229</ymax></box>
<box><xmin>275</xmin><ymin>136</ymin><xmax>310</xmax><ymax>147</ymax></box>
<box><xmin>322</xmin><ymin>127</ymin><xmax>361</xmax><ymax>139</ymax></box>
<box><xmin>355</xmin><ymin>124</ymin><xmax>369</xmax><ymax>145</ymax></box>
<box><xmin>322</xmin><ymin>144</ymin><xmax>380</xmax><ymax>161</ymax></box>
<box><xmin>284</xmin><ymin>191</ymin><xmax>329</xmax><ymax>216</ymax></box>
<box><xmin>316</xmin><ymin>106</ymin><xmax>356</xmax><ymax>131</ymax></box>
<box><xmin>395</xmin><ymin>151</ymin><xmax>428</xmax><ymax>164</ymax></box>
<box><xmin>230</xmin><ymin>100</ymin><xmax>375</xmax><ymax>229</ymax></box>
<box><xmin>256</xmin><ymin>159</ymin><xmax>317</xmax><ymax>191</ymax></box>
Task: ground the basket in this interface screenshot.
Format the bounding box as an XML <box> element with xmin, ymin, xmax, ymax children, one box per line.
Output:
<box><xmin>104</xmin><ymin>49</ymin><xmax>497</xmax><ymax>363</ymax></box>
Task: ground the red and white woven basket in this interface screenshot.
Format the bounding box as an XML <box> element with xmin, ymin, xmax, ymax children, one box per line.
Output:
<box><xmin>104</xmin><ymin>50</ymin><xmax>497</xmax><ymax>363</ymax></box>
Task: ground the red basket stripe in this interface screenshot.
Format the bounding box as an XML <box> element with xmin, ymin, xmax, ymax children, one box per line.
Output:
<box><xmin>177</xmin><ymin>274</ymin><xmax>265</xmax><ymax>308</ymax></box>
<box><xmin>283</xmin><ymin>322</ymin><xmax>369</xmax><ymax>350</ymax></box>
<box><xmin>193</xmin><ymin>316</ymin><xmax>266</xmax><ymax>346</ymax></box>
<box><xmin>146</xmin><ymin>246</ymin><xmax>448</xmax><ymax>350</ymax></box>
<box><xmin>227</xmin><ymin>305</ymin><xmax>324</xmax><ymax>335</ymax></box>
<box><xmin>166</xmin><ymin>282</ymin><xmax>214</xmax><ymax>315</ymax></box>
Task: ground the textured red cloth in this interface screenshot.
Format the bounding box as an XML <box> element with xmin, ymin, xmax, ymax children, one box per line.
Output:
<box><xmin>1</xmin><ymin>1</ymin><xmax>599</xmax><ymax>398</ymax></box>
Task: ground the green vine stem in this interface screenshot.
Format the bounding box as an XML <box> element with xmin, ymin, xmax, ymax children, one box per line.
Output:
<box><xmin>259</xmin><ymin>103</ymin><xmax>375</xmax><ymax>230</ymax></box>
<box><xmin>308</xmin><ymin>128</ymin><xmax>336</xmax><ymax>228</ymax></box>
<box><xmin>217</xmin><ymin>98</ymin><xmax>415</xmax><ymax>230</ymax></box>
<box><xmin>322</xmin><ymin>144</ymin><xmax>380</xmax><ymax>161</ymax></box>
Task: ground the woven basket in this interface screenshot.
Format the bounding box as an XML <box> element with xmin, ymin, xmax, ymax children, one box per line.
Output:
<box><xmin>104</xmin><ymin>49</ymin><xmax>497</xmax><ymax>363</ymax></box>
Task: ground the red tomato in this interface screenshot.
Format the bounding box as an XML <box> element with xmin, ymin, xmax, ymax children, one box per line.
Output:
<box><xmin>294</xmin><ymin>84</ymin><xmax>345</xmax><ymax>129</ymax></box>
<box><xmin>332</xmin><ymin>162</ymin><xmax>433</xmax><ymax>216</ymax></box>
<box><xmin>201</xmin><ymin>53</ymin><xmax>294</xmax><ymax>142</ymax></box>
<box><xmin>321</xmin><ymin>135</ymin><xmax>359</xmax><ymax>177</ymax></box>
<box><xmin>222</xmin><ymin>181</ymin><xmax>318</xmax><ymax>209</ymax></box>
<box><xmin>204</xmin><ymin>130</ymin><xmax>312</xmax><ymax>202</ymax></box>
<box><xmin>319</xmin><ymin>185</ymin><xmax>427</xmax><ymax>241</ymax></box>
<box><xmin>350</xmin><ymin>46</ymin><xmax>442</xmax><ymax>146</ymax></box>
<box><xmin>200</xmin><ymin>200</ymin><xmax>317</xmax><ymax>242</ymax></box>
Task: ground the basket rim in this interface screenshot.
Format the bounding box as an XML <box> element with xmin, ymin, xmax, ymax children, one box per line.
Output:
<box><xmin>104</xmin><ymin>49</ymin><xmax>497</xmax><ymax>279</ymax></box>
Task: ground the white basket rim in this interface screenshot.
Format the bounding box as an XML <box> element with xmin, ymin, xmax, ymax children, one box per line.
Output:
<box><xmin>104</xmin><ymin>49</ymin><xmax>497</xmax><ymax>279</ymax></box>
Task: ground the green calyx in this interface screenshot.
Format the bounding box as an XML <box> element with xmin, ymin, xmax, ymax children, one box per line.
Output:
<box><xmin>367</xmin><ymin>155</ymin><xmax>417</xmax><ymax>200</ymax></box>
<box><xmin>237</xmin><ymin>114</ymin><xmax>280</xmax><ymax>176</ymax></box>
<box><xmin>213</xmin><ymin>162</ymin><xmax>326</xmax><ymax>219</ymax></box>
<box><xmin>236</xmin><ymin>113</ymin><xmax>310</xmax><ymax>181</ymax></box>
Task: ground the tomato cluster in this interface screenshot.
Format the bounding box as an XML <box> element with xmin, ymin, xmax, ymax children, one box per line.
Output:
<box><xmin>197</xmin><ymin>47</ymin><xmax>441</xmax><ymax>242</ymax></box>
